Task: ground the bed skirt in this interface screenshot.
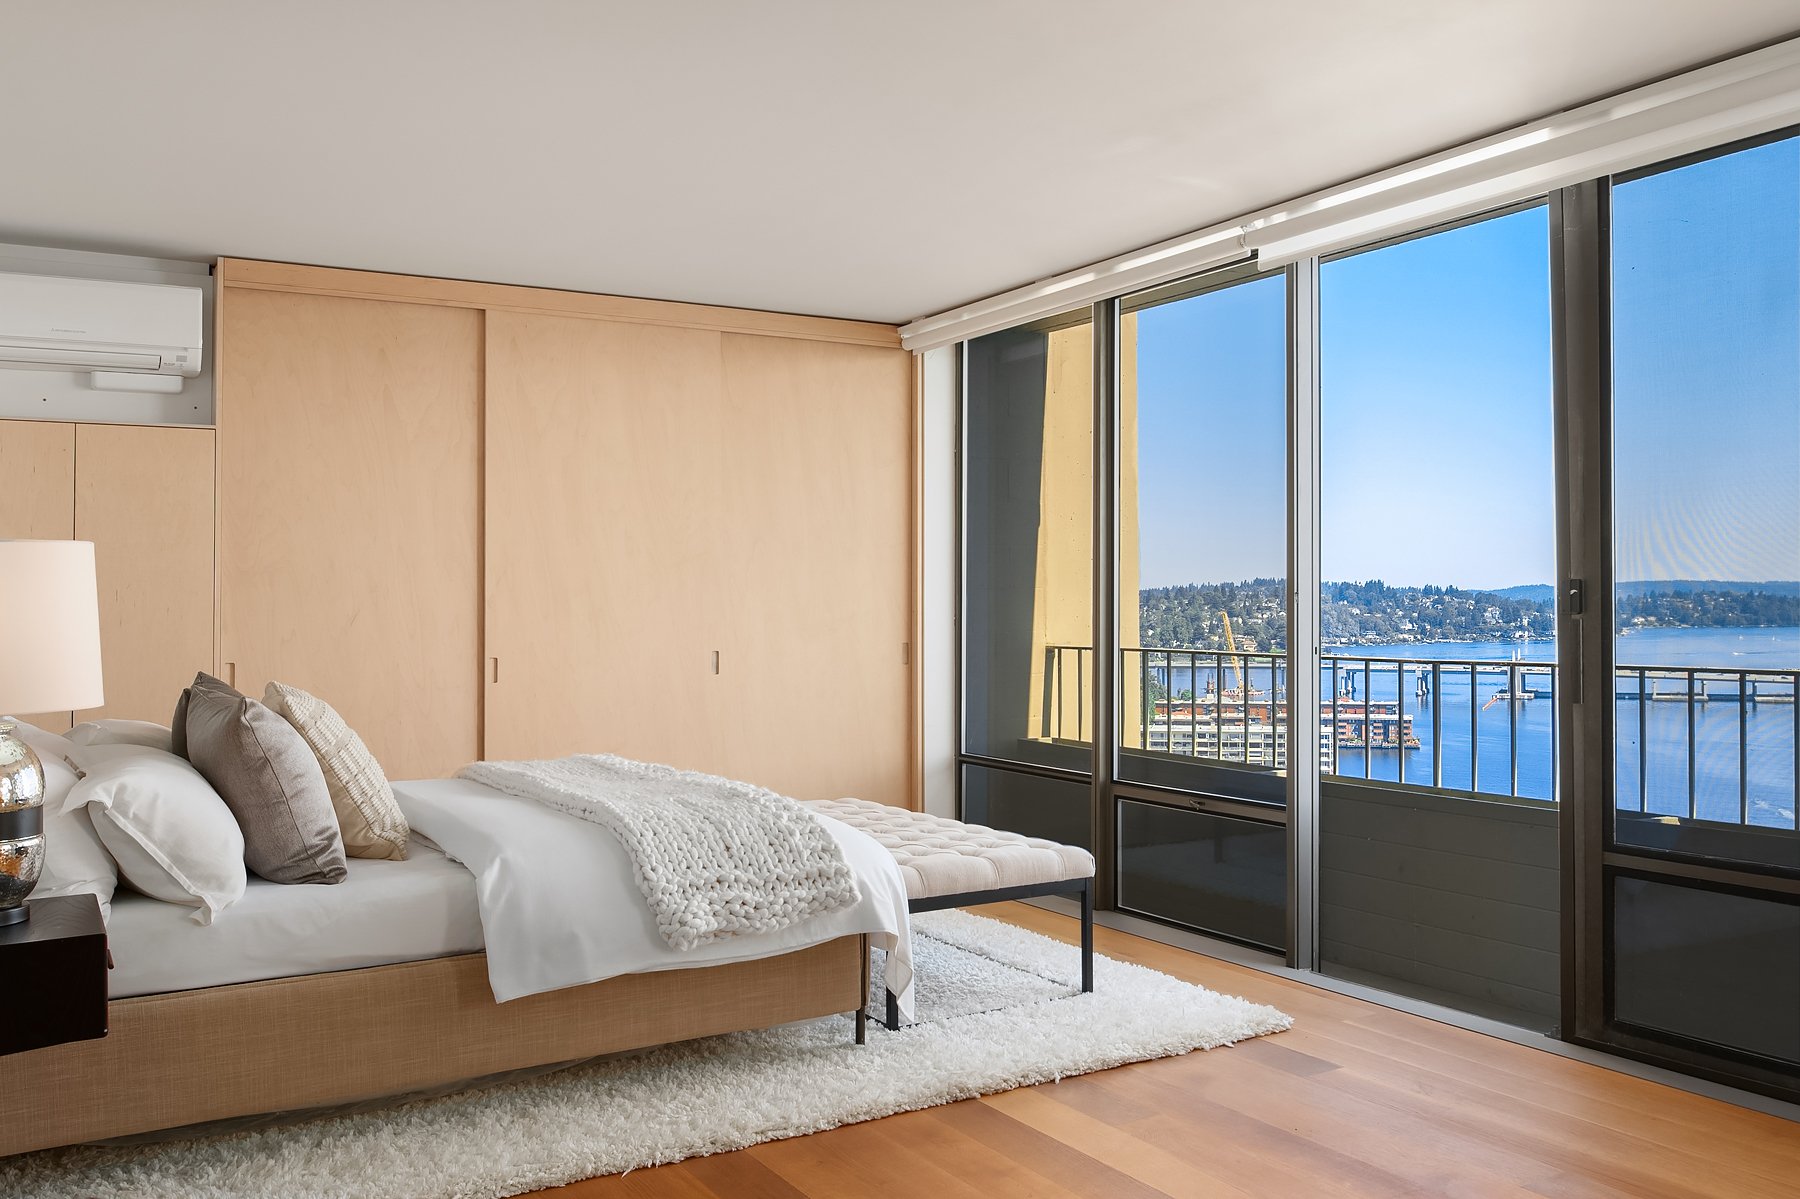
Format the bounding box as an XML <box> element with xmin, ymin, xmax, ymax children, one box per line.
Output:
<box><xmin>0</xmin><ymin>934</ymin><xmax>867</xmax><ymax>1158</ymax></box>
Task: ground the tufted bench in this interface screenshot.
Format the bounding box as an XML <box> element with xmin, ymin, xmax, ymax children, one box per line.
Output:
<box><xmin>807</xmin><ymin>798</ymin><xmax>1096</xmax><ymax>1030</ymax></box>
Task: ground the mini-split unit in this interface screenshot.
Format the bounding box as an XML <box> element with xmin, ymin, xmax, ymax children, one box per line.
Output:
<box><xmin>0</xmin><ymin>271</ymin><xmax>203</xmax><ymax>394</ymax></box>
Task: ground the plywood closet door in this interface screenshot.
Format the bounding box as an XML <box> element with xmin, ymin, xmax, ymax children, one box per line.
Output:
<box><xmin>484</xmin><ymin>311</ymin><xmax>730</xmax><ymax>769</ymax></box>
<box><xmin>219</xmin><ymin>289</ymin><xmax>482</xmax><ymax>780</ymax></box>
<box><xmin>0</xmin><ymin>420</ymin><xmax>75</xmax><ymax>731</ymax></box>
<box><xmin>716</xmin><ymin>335</ymin><xmax>914</xmax><ymax>806</ymax></box>
<box><xmin>74</xmin><ymin>424</ymin><xmax>215</xmax><ymax>726</ymax></box>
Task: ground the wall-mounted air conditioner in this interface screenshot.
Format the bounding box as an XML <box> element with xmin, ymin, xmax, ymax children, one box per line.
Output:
<box><xmin>0</xmin><ymin>272</ymin><xmax>203</xmax><ymax>394</ymax></box>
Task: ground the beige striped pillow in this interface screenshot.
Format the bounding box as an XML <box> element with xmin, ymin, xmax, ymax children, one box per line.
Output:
<box><xmin>264</xmin><ymin>682</ymin><xmax>408</xmax><ymax>861</ymax></box>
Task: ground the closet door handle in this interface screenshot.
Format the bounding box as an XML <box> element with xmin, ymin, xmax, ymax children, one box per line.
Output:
<box><xmin>224</xmin><ymin>661</ymin><xmax>236</xmax><ymax>688</ymax></box>
<box><xmin>489</xmin><ymin>656</ymin><xmax>500</xmax><ymax>684</ymax></box>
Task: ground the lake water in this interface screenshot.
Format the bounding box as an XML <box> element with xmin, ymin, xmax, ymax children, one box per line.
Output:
<box><xmin>1161</xmin><ymin>626</ymin><xmax>1799</xmax><ymax>829</ymax></box>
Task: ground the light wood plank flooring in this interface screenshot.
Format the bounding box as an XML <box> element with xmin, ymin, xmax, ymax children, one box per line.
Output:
<box><xmin>535</xmin><ymin>903</ymin><xmax>1799</xmax><ymax>1199</ymax></box>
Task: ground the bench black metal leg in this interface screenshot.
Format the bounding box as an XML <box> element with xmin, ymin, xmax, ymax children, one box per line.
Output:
<box><xmin>854</xmin><ymin>933</ymin><xmax>870</xmax><ymax>1044</ymax></box>
<box><xmin>1080</xmin><ymin>877</ymin><xmax>1094</xmax><ymax>993</ymax></box>
<box><xmin>885</xmin><ymin>987</ymin><xmax>900</xmax><ymax>1031</ymax></box>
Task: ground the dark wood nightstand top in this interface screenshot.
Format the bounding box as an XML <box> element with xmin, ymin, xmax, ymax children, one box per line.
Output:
<box><xmin>0</xmin><ymin>892</ymin><xmax>109</xmax><ymax>1056</ymax></box>
<box><xmin>0</xmin><ymin>892</ymin><xmax>106</xmax><ymax>946</ymax></box>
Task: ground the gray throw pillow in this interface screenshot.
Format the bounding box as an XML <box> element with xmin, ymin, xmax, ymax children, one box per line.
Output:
<box><xmin>171</xmin><ymin>671</ymin><xmax>234</xmax><ymax>760</ymax></box>
<box><xmin>170</xmin><ymin>688</ymin><xmax>189</xmax><ymax>758</ymax></box>
<box><xmin>184</xmin><ymin>682</ymin><xmax>348</xmax><ymax>885</ymax></box>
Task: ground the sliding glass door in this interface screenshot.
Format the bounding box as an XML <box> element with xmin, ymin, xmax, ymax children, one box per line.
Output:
<box><xmin>961</xmin><ymin>314</ymin><xmax>1095</xmax><ymax>850</ymax></box>
<box><xmin>1584</xmin><ymin>132</ymin><xmax>1800</xmax><ymax>1083</ymax></box>
<box><xmin>1113</xmin><ymin>267</ymin><xmax>1289</xmax><ymax>950</ymax></box>
<box><xmin>1316</xmin><ymin>205</ymin><xmax>1561</xmax><ymax>1029</ymax></box>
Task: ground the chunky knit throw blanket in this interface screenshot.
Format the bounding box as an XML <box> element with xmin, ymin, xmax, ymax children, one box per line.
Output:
<box><xmin>458</xmin><ymin>754</ymin><xmax>860</xmax><ymax>951</ymax></box>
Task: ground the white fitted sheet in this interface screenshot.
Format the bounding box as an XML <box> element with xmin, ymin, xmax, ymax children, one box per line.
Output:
<box><xmin>106</xmin><ymin>841</ymin><xmax>485</xmax><ymax>999</ymax></box>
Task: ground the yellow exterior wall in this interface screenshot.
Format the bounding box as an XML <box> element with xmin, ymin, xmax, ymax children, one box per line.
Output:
<box><xmin>1022</xmin><ymin>317</ymin><xmax>1141</xmax><ymax>747</ymax></box>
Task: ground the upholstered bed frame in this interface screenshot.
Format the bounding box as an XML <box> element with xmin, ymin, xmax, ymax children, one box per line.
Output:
<box><xmin>0</xmin><ymin>935</ymin><xmax>868</xmax><ymax>1158</ymax></box>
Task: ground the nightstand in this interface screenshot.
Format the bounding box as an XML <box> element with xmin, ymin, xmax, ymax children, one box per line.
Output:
<box><xmin>0</xmin><ymin>893</ymin><xmax>108</xmax><ymax>1055</ymax></box>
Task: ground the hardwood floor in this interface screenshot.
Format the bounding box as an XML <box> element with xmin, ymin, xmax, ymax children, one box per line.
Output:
<box><xmin>534</xmin><ymin>903</ymin><xmax>1799</xmax><ymax>1199</ymax></box>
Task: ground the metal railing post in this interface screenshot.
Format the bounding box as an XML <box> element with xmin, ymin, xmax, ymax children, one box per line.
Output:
<box><xmin>1397</xmin><ymin>662</ymin><xmax>1408</xmax><ymax>785</ymax></box>
<box><xmin>1469</xmin><ymin>663</ymin><xmax>1480</xmax><ymax>793</ymax></box>
<box><xmin>1509</xmin><ymin>661</ymin><xmax>1520</xmax><ymax>798</ymax></box>
<box><xmin>1431</xmin><ymin>662</ymin><xmax>1443</xmax><ymax>788</ymax></box>
<box><xmin>1687</xmin><ymin>669</ymin><xmax>1697</xmax><ymax>819</ymax></box>
<box><xmin>1362</xmin><ymin>659</ymin><xmax>1372</xmax><ymax>779</ymax></box>
<box><xmin>1739</xmin><ymin>670</ymin><xmax>1749</xmax><ymax>827</ymax></box>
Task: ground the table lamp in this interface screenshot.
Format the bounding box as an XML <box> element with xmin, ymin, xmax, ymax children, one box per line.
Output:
<box><xmin>0</xmin><ymin>541</ymin><xmax>104</xmax><ymax>926</ymax></box>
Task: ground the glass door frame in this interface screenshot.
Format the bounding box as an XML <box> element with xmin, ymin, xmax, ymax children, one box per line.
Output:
<box><xmin>1101</xmin><ymin>262</ymin><xmax>1300</xmax><ymax>951</ymax></box>
<box><xmin>1558</xmin><ymin>157</ymin><xmax>1800</xmax><ymax>1104</ymax></box>
<box><xmin>1299</xmin><ymin>199</ymin><xmax>1565</xmax><ymax>1029</ymax></box>
<box><xmin>954</xmin><ymin>261</ymin><xmax>1296</xmax><ymax>935</ymax></box>
<box><xmin>955</xmin><ymin>306</ymin><xmax>1109</xmax><ymax>895</ymax></box>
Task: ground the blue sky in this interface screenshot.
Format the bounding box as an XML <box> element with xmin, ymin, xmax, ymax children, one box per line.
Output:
<box><xmin>1612</xmin><ymin>137</ymin><xmax>1800</xmax><ymax>586</ymax></box>
<box><xmin>1132</xmin><ymin>135</ymin><xmax>1799</xmax><ymax>591</ymax></box>
<box><xmin>1134</xmin><ymin>274</ymin><xmax>1287</xmax><ymax>588</ymax></box>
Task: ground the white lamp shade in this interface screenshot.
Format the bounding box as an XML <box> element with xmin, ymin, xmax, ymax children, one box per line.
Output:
<box><xmin>0</xmin><ymin>541</ymin><xmax>104</xmax><ymax>713</ymax></box>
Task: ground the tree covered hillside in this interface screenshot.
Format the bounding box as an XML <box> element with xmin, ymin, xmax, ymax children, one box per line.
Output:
<box><xmin>1136</xmin><ymin>578</ymin><xmax>1800</xmax><ymax>651</ymax></box>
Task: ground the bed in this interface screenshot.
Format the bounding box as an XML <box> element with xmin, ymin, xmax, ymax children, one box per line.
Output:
<box><xmin>0</xmin><ymin>775</ymin><xmax>911</xmax><ymax>1158</ymax></box>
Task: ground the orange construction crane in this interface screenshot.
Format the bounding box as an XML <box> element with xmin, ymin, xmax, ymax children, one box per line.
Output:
<box><xmin>1221</xmin><ymin>610</ymin><xmax>1245</xmax><ymax>696</ymax></box>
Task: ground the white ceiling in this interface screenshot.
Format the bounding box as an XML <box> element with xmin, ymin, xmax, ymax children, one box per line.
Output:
<box><xmin>5</xmin><ymin>2</ymin><xmax>1798</xmax><ymax>324</ymax></box>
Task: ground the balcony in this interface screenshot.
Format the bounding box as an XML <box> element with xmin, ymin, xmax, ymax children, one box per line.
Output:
<box><xmin>1044</xmin><ymin>644</ymin><xmax>1800</xmax><ymax>837</ymax></box>
<box><xmin>1042</xmin><ymin>643</ymin><xmax>1798</xmax><ymax>1026</ymax></box>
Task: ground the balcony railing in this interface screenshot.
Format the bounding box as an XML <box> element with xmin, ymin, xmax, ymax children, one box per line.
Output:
<box><xmin>1041</xmin><ymin>644</ymin><xmax>1800</xmax><ymax>831</ymax></box>
<box><xmin>1615</xmin><ymin>666</ymin><xmax>1800</xmax><ymax>829</ymax></box>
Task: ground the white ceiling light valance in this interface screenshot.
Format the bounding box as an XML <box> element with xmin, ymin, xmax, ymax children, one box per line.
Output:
<box><xmin>898</xmin><ymin>224</ymin><xmax>1250</xmax><ymax>352</ymax></box>
<box><xmin>902</xmin><ymin>36</ymin><xmax>1800</xmax><ymax>352</ymax></box>
<box><xmin>1245</xmin><ymin>38</ymin><xmax>1800</xmax><ymax>267</ymax></box>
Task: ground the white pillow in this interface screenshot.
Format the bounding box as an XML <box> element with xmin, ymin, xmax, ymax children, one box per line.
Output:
<box><xmin>7</xmin><ymin>718</ymin><xmax>117</xmax><ymax>922</ymax></box>
<box><xmin>64</xmin><ymin>742</ymin><xmax>246</xmax><ymax>925</ymax></box>
<box><xmin>65</xmin><ymin>719</ymin><xmax>174</xmax><ymax>754</ymax></box>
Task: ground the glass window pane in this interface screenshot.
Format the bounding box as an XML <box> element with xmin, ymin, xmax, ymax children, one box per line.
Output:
<box><xmin>961</xmin><ymin>762</ymin><xmax>1092</xmax><ymax>852</ymax></box>
<box><xmin>1118</xmin><ymin>800</ymin><xmax>1286</xmax><ymax>950</ymax></box>
<box><xmin>1316</xmin><ymin>206</ymin><xmax>1559</xmax><ymax>1031</ymax></box>
<box><xmin>1319</xmin><ymin>207</ymin><xmax>1558</xmax><ymax>801</ymax></box>
<box><xmin>1118</xmin><ymin>273</ymin><xmax>1288</xmax><ymax>803</ymax></box>
<box><xmin>963</xmin><ymin>320</ymin><xmax>1093</xmax><ymax>776</ymax></box>
<box><xmin>1611</xmin><ymin>137</ymin><xmax>1800</xmax><ymax>871</ymax></box>
<box><xmin>1613</xmin><ymin>874</ymin><xmax>1800</xmax><ymax>1066</ymax></box>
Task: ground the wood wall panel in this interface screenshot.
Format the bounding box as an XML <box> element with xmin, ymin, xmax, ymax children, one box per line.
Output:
<box><xmin>482</xmin><ymin>311</ymin><xmax>732</xmax><ymax>769</ymax></box>
<box><xmin>0</xmin><ymin>420</ymin><xmax>75</xmax><ymax>730</ymax></box>
<box><xmin>483</xmin><ymin>313</ymin><xmax>915</xmax><ymax>806</ymax></box>
<box><xmin>218</xmin><ymin>289</ymin><xmax>482</xmax><ymax>779</ymax></box>
<box><xmin>74</xmin><ymin>424</ymin><xmax>215</xmax><ymax>726</ymax></box>
<box><xmin>715</xmin><ymin>334</ymin><xmax>914</xmax><ymax>806</ymax></box>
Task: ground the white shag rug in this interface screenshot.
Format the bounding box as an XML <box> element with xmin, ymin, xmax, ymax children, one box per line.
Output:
<box><xmin>1</xmin><ymin>911</ymin><xmax>1291</xmax><ymax>1199</ymax></box>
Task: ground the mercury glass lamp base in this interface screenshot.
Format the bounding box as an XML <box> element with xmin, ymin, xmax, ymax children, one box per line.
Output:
<box><xmin>0</xmin><ymin>721</ymin><xmax>48</xmax><ymax>926</ymax></box>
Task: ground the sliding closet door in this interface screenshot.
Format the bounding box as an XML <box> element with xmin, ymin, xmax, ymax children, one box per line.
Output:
<box><xmin>716</xmin><ymin>334</ymin><xmax>913</xmax><ymax>806</ymax></box>
<box><xmin>74</xmin><ymin>424</ymin><xmax>215</xmax><ymax>725</ymax></box>
<box><xmin>0</xmin><ymin>420</ymin><xmax>76</xmax><ymax>730</ymax></box>
<box><xmin>218</xmin><ymin>288</ymin><xmax>483</xmax><ymax>780</ymax></box>
<box><xmin>483</xmin><ymin>311</ymin><xmax>731</xmax><ymax>770</ymax></box>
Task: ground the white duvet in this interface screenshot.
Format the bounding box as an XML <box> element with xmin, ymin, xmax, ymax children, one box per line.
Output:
<box><xmin>395</xmin><ymin>777</ymin><xmax>914</xmax><ymax>1020</ymax></box>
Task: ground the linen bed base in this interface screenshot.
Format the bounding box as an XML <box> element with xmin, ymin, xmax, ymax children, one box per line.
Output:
<box><xmin>0</xmin><ymin>934</ymin><xmax>868</xmax><ymax>1158</ymax></box>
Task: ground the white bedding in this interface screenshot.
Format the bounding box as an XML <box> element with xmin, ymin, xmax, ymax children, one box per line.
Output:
<box><xmin>396</xmin><ymin>777</ymin><xmax>914</xmax><ymax>1018</ymax></box>
<box><xmin>107</xmin><ymin>841</ymin><xmax>484</xmax><ymax>999</ymax></box>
